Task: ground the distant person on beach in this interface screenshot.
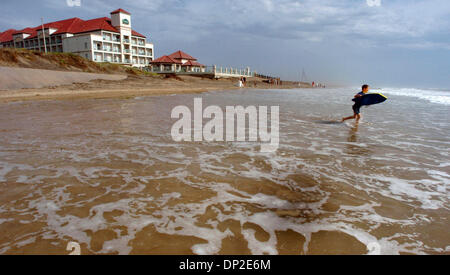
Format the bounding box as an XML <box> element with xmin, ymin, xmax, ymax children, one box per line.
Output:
<box><xmin>238</xmin><ymin>77</ymin><xmax>244</xmax><ymax>88</ymax></box>
<box><xmin>342</xmin><ymin>84</ymin><xmax>370</xmax><ymax>122</ymax></box>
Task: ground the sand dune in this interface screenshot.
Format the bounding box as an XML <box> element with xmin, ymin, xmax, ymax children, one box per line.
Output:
<box><xmin>0</xmin><ymin>66</ymin><xmax>127</xmax><ymax>90</ymax></box>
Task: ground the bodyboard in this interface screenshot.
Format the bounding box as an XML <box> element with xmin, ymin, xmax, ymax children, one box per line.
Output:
<box><xmin>352</xmin><ymin>93</ymin><xmax>387</xmax><ymax>106</ymax></box>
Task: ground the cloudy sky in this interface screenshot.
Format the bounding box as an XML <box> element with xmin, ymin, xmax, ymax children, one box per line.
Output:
<box><xmin>1</xmin><ymin>0</ymin><xmax>450</xmax><ymax>88</ymax></box>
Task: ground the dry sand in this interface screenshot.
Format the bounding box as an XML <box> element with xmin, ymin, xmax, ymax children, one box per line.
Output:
<box><xmin>0</xmin><ymin>66</ymin><xmax>127</xmax><ymax>90</ymax></box>
<box><xmin>0</xmin><ymin>68</ymin><xmax>302</xmax><ymax>103</ymax></box>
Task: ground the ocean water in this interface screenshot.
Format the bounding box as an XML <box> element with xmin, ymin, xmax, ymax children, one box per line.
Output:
<box><xmin>0</xmin><ymin>87</ymin><xmax>448</xmax><ymax>255</ymax></box>
<box><xmin>381</xmin><ymin>87</ymin><xmax>450</xmax><ymax>106</ymax></box>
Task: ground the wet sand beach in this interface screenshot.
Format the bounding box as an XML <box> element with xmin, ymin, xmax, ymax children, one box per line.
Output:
<box><xmin>0</xmin><ymin>87</ymin><xmax>448</xmax><ymax>255</ymax></box>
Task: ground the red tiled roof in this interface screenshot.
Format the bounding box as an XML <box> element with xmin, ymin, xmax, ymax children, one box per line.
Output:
<box><xmin>12</xmin><ymin>28</ymin><xmax>34</xmax><ymax>35</ymax></box>
<box><xmin>151</xmin><ymin>55</ymin><xmax>182</xmax><ymax>64</ymax></box>
<box><xmin>132</xmin><ymin>30</ymin><xmax>145</xmax><ymax>38</ymax></box>
<box><xmin>69</xmin><ymin>17</ymin><xmax>119</xmax><ymax>34</ymax></box>
<box><xmin>35</xmin><ymin>18</ymin><xmax>83</xmax><ymax>38</ymax></box>
<box><xmin>0</xmin><ymin>29</ymin><xmax>17</xmax><ymax>43</ymax></box>
<box><xmin>111</xmin><ymin>9</ymin><xmax>131</xmax><ymax>15</ymax></box>
<box><xmin>183</xmin><ymin>60</ymin><xmax>205</xmax><ymax>67</ymax></box>
<box><xmin>0</xmin><ymin>14</ymin><xmax>148</xmax><ymax>43</ymax></box>
<box><xmin>3</xmin><ymin>18</ymin><xmax>86</xmax><ymax>41</ymax></box>
<box><xmin>169</xmin><ymin>50</ymin><xmax>197</xmax><ymax>61</ymax></box>
<box><xmin>13</xmin><ymin>28</ymin><xmax>38</xmax><ymax>40</ymax></box>
<box><xmin>133</xmin><ymin>32</ymin><xmax>146</xmax><ymax>38</ymax></box>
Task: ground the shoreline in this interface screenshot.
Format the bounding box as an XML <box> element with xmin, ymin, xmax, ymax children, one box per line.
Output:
<box><xmin>0</xmin><ymin>49</ymin><xmax>311</xmax><ymax>103</ymax></box>
<box><xmin>0</xmin><ymin>75</ymin><xmax>305</xmax><ymax>103</ymax></box>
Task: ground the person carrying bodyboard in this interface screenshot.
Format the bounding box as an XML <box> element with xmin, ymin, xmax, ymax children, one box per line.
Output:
<box><xmin>342</xmin><ymin>84</ymin><xmax>387</xmax><ymax>123</ymax></box>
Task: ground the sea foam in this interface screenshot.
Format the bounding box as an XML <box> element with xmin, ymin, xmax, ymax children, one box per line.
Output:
<box><xmin>381</xmin><ymin>88</ymin><xmax>450</xmax><ymax>105</ymax></box>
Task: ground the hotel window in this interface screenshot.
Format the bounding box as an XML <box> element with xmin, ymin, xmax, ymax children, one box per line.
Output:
<box><xmin>85</xmin><ymin>42</ymin><xmax>88</xmax><ymax>49</ymax></box>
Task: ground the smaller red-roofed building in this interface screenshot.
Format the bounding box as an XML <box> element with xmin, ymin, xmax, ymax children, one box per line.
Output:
<box><xmin>151</xmin><ymin>55</ymin><xmax>182</xmax><ymax>72</ymax></box>
<box><xmin>151</xmin><ymin>50</ymin><xmax>206</xmax><ymax>73</ymax></box>
<box><xmin>0</xmin><ymin>9</ymin><xmax>154</xmax><ymax>67</ymax></box>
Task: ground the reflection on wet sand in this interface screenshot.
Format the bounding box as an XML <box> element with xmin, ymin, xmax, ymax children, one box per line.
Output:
<box><xmin>344</xmin><ymin>122</ymin><xmax>373</xmax><ymax>156</ymax></box>
<box><xmin>348</xmin><ymin>122</ymin><xmax>360</xmax><ymax>143</ymax></box>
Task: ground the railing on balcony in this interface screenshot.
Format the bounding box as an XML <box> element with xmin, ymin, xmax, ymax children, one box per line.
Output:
<box><xmin>213</xmin><ymin>66</ymin><xmax>254</xmax><ymax>77</ymax></box>
<box><xmin>151</xmin><ymin>65</ymin><xmax>254</xmax><ymax>77</ymax></box>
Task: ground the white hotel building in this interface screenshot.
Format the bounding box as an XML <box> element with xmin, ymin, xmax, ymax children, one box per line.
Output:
<box><xmin>0</xmin><ymin>9</ymin><xmax>154</xmax><ymax>67</ymax></box>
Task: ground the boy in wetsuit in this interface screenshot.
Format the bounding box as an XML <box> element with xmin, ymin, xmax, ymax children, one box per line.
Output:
<box><xmin>342</xmin><ymin>84</ymin><xmax>370</xmax><ymax>122</ymax></box>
